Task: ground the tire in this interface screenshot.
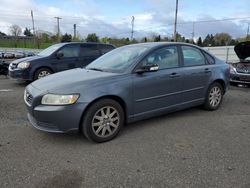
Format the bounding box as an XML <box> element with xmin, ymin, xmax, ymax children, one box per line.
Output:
<box><xmin>82</xmin><ymin>99</ymin><xmax>124</xmax><ymax>143</ymax></box>
<box><xmin>203</xmin><ymin>82</ymin><xmax>223</xmax><ymax>111</ymax></box>
<box><xmin>34</xmin><ymin>68</ymin><xmax>52</xmax><ymax>80</ymax></box>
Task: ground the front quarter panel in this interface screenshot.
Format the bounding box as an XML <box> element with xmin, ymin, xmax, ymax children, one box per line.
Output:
<box><xmin>75</xmin><ymin>74</ymin><xmax>133</xmax><ymax>117</ymax></box>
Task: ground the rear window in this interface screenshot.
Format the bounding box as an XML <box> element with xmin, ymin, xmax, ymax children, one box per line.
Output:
<box><xmin>99</xmin><ymin>45</ymin><xmax>115</xmax><ymax>54</ymax></box>
<box><xmin>182</xmin><ymin>46</ymin><xmax>206</xmax><ymax>66</ymax></box>
<box><xmin>80</xmin><ymin>44</ymin><xmax>100</xmax><ymax>57</ymax></box>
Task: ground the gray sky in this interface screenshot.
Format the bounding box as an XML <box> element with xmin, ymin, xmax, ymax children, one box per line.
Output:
<box><xmin>0</xmin><ymin>0</ymin><xmax>249</xmax><ymax>39</ymax></box>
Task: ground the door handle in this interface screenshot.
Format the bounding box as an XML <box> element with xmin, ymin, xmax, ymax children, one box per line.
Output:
<box><xmin>169</xmin><ymin>72</ymin><xmax>180</xmax><ymax>78</ymax></box>
<box><xmin>204</xmin><ymin>68</ymin><xmax>211</xmax><ymax>73</ymax></box>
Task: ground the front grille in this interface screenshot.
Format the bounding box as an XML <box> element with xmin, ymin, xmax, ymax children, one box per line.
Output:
<box><xmin>236</xmin><ymin>68</ymin><xmax>250</xmax><ymax>74</ymax></box>
<box><xmin>25</xmin><ymin>90</ymin><xmax>33</xmax><ymax>105</ymax></box>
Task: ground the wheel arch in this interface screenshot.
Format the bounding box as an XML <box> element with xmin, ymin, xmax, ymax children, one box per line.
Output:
<box><xmin>79</xmin><ymin>95</ymin><xmax>127</xmax><ymax>131</ymax></box>
<box><xmin>33</xmin><ymin>66</ymin><xmax>54</xmax><ymax>80</ymax></box>
<box><xmin>212</xmin><ymin>79</ymin><xmax>226</xmax><ymax>94</ymax></box>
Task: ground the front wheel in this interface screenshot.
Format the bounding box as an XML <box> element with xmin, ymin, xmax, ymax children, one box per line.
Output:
<box><xmin>82</xmin><ymin>99</ymin><xmax>124</xmax><ymax>143</ymax></box>
<box><xmin>203</xmin><ymin>82</ymin><xmax>223</xmax><ymax>111</ymax></box>
<box><xmin>34</xmin><ymin>68</ymin><xmax>52</xmax><ymax>80</ymax></box>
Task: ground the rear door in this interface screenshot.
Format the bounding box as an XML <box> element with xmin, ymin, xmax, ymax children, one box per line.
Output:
<box><xmin>79</xmin><ymin>44</ymin><xmax>101</xmax><ymax>67</ymax></box>
<box><xmin>180</xmin><ymin>45</ymin><xmax>212</xmax><ymax>103</ymax></box>
<box><xmin>132</xmin><ymin>45</ymin><xmax>183</xmax><ymax>116</ymax></box>
<box><xmin>52</xmin><ymin>44</ymin><xmax>80</xmax><ymax>72</ymax></box>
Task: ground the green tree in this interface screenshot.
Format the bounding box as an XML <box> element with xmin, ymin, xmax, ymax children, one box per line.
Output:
<box><xmin>239</xmin><ymin>35</ymin><xmax>250</xmax><ymax>42</ymax></box>
<box><xmin>61</xmin><ymin>33</ymin><xmax>72</xmax><ymax>42</ymax></box>
<box><xmin>214</xmin><ymin>33</ymin><xmax>232</xmax><ymax>46</ymax></box>
<box><xmin>0</xmin><ymin>31</ymin><xmax>6</xmax><ymax>36</ymax></box>
<box><xmin>86</xmin><ymin>33</ymin><xmax>99</xmax><ymax>42</ymax></box>
<box><xmin>197</xmin><ymin>37</ymin><xmax>203</xmax><ymax>46</ymax></box>
<box><xmin>24</xmin><ymin>27</ymin><xmax>33</xmax><ymax>37</ymax></box>
<box><xmin>203</xmin><ymin>34</ymin><xmax>215</xmax><ymax>46</ymax></box>
<box><xmin>154</xmin><ymin>35</ymin><xmax>161</xmax><ymax>42</ymax></box>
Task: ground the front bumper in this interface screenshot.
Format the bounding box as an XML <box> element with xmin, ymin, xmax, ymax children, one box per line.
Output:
<box><xmin>26</xmin><ymin>103</ymin><xmax>88</xmax><ymax>133</ymax></box>
<box><xmin>24</xmin><ymin>84</ymin><xmax>88</xmax><ymax>133</ymax></box>
<box><xmin>8</xmin><ymin>68</ymin><xmax>31</xmax><ymax>81</ymax></box>
<box><xmin>26</xmin><ymin>103</ymin><xmax>87</xmax><ymax>133</ymax></box>
<box><xmin>230</xmin><ymin>72</ymin><xmax>250</xmax><ymax>84</ymax></box>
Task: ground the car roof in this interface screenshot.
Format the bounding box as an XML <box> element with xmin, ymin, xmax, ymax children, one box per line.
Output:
<box><xmin>60</xmin><ymin>42</ymin><xmax>115</xmax><ymax>47</ymax></box>
<box><xmin>124</xmin><ymin>42</ymin><xmax>202</xmax><ymax>48</ymax></box>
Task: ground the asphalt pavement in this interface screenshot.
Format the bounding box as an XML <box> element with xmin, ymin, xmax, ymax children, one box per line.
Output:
<box><xmin>0</xmin><ymin>77</ymin><xmax>250</xmax><ymax>188</ymax></box>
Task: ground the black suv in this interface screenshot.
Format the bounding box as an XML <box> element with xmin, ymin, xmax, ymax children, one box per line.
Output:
<box><xmin>8</xmin><ymin>42</ymin><xmax>115</xmax><ymax>81</ymax></box>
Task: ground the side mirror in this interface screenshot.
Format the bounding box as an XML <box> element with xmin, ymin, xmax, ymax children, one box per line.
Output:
<box><xmin>56</xmin><ymin>52</ymin><xmax>64</xmax><ymax>59</ymax></box>
<box><xmin>135</xmin><ymin>64</ymin><xmax>159</xmax><ymax>74</ymax></box>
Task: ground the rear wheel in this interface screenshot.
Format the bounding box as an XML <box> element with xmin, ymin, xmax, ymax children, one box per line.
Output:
<box><xmin>34</xmin><ymin>68</ymin><xmax>52</xmax><ymax>80</ymax></box>
<box><xmin>203</xmin><ymin>82</ymin><xmax>223</xmax><ymax>111</ymax></box>
<box><xmin>82</xmin><ymin>99</ymin><xmax>124</xmax><ymax>143</ymax></box>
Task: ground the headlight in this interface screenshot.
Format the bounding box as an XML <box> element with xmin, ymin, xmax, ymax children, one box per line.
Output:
<box><xmin>230</xmin><ymin>65</ymin><xmax>236</xmax><ymax>74</ymax></box>
<box><xmin>41</xmin><ymin>94</ymin><xmax>79</xmax><ymax>105</ymax></box>
<box><xmin>17</xmin><ymin>62</ymin><xmax>30</xmax><ymax>69</ymax></box>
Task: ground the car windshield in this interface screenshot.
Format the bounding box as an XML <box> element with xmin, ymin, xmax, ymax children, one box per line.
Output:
<box><xmin>38</xmin><ymin>43</ymin><xmax>64</xmax><ymax>56</ymax></box>
<box><xmin>86</xmin><ymin>45</ymin><xmax>149</xmax><ymax>73</ymax></box>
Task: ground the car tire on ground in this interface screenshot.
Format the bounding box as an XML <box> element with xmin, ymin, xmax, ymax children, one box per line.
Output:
<box><xmin>82</xmin><ymin>99</ymin><xmax>124</xmax><ymax>143</ymax></box>
<box><xmin>203</xmin><ymin>82</ymin><xmax>223</xmax><ymax>111</ymax></box>
<box><xmin>34</xmin><ymin>68</ymin><xmax>52</xmax><ymax>80</ymax></box>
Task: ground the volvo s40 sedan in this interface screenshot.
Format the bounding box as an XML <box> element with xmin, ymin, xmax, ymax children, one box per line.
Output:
<box><xmin>24</xmin><ymin>42</ymin><xmax>230</xmax><ymax>142</ymax></box>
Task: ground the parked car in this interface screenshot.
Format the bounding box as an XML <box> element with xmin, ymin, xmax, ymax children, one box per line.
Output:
<box><xmin>8</xmin><ymin>42</ymin><xmax>115</xmax><ymax>81</ymax></box>
<box><xmin>24</xmin><ymin>42</ymin><xmax>230</xmax><ymax>142</ymax></box>
<box><xmin>13</xmin><ymin>52</ymin><xmax>25</xmax><ymax>59</ymax></box>
<box><xmin>230</xmin><ymin>41</ymin><xmax>250</xmax><ymax>85</ymax></box>
<box><xmin>4</xmin><ymin>52</ymin><xmax>14</xmax><ymax>59</ymax></box>
<box><xmin>0</xmin><ymin>60</ymin><xmax>9</xmax><ymax>76</ymax></box>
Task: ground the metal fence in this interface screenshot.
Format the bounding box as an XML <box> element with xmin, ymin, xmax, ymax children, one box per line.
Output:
<box><xmin>0</xmin><ymin>45</ymin><xmax>240</xmax><ymax>63</ymax></box>
<box><xmin>204</xmin><ymin>46</ymin><xmax>239</xmax><ymax>63</ymax></box>
<box><xmin>0</xmin><ymin>47</ymin><xmax>41</xmax><ymax>55</ymax></box>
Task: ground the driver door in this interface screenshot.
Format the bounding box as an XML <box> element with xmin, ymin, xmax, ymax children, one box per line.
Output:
<box><xmin>132</xmin><ymin>45</ymin><xmax>183</xmax><ymax>117</ymax></box>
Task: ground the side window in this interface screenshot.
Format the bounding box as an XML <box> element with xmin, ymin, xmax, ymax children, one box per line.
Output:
<box><xmin>80</xmin><ymin>44</ymin><xmax>100</xmax><ymax>57</ymax></box>
<box><xmin>58</xmin><ymin>44</ymin><xmax>79</xmax><ymax>58</ymax></box>
<box><xmin>182</xmin><ymin>46</ymin><xmax>206</xmax><ymax>66</ymax></box>
<box><xmin>203</xmin><ymin>51</ymin><xmax>215</xmax><ymax>64</ymax></box>
<box><xmin>100</xmin><ymin>45</ymin><xmax>114</xmax><ymax>54</ymax></box>
<box><xmin>142</xmin><ymin>46</ymin><xmax>179</xmax><ymax>69</ymax></box>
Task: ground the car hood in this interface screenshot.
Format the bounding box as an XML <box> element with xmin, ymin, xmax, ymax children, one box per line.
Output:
<box><xmin>234</xmin><ymin>41</ymin><xmax>250</xmax><ymax>60</ymax></box>
<box><xmin>30</xmin><ymin>68</ymin><xmax>119</xmax><ymax>93</ymax></box>
<box><xmin>11</xmin><ymin>55</ymin><xmax>43</xmax><ymax>64</ymax></box>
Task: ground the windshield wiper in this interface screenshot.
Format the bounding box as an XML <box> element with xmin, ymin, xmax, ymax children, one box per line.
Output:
<box><xmin>88</xmin><ymin>68</ymin><xmax>103</xmax><ymax>72</ymax></box>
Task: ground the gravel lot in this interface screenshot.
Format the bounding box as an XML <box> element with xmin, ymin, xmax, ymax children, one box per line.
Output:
<box><xmin>0</xmin><ymin>76</ymin><xmax>250</xmax><ymax>188</ymax></box>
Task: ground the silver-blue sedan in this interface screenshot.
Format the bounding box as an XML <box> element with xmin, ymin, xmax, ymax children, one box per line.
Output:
<box><xmin>24</xmin><ymin>42</ymin><xmax>230</xmax><ymax>142</ymax></box>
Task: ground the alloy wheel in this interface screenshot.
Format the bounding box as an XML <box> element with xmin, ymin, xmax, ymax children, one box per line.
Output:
<box><xmin>91</xmin><ymin>106</ymin><xmax>120</xmax><ymax>138</ymax></box>
<box><xmin>209</xmin><ymin>86</ymin><xmax>222</xmax><ymax>108</ymax></box>
<box><xmin>38</xmin><ymin>71</ymin><xmax>50</xmax><ymax>79</ymax></box>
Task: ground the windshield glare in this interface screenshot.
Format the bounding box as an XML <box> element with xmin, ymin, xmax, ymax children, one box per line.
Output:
<box><xmin>86</xmin><ymin>45</ymin><xmax>149</xmax><ymax>73</ymax></box>
<box><xmin>38</xmin><ymin>43</ymin><xmax>64</xmax><ymax>56</ymax></box>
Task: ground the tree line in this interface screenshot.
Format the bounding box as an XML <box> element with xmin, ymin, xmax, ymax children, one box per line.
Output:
<box><xmin>0</xmin><ymin>24</ymin><xmax>250</xmax><ymax>49</ymax></box>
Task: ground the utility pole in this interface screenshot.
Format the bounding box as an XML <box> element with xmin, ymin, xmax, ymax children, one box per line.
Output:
<box><xmin>31</xmin><ymin>10</ymin><xmax>36</xmax><ymax>46</ymax></box>
<box><xmin>191</xmin><ymin>21</ymin><xmax>195</xmax><ymax>43</ymax></box>
<box><xmin>73</xmin><ymin>24</ymin><xmax>76</xmax><ymax>40</ymax></box>
<box><xmin>173</xmin><ymin>0</ymin><xmax>178</xmax><ymax>42</ymax></box>
<box><xmin>247</xmin><ymin>23</ymin><xmax>249</xmax><ymax>38</ymax></box>
<box><xmin>54</xmin><ymin>16</ymin><xmax>62</xmax><ymax>42</ymax></box>
<box><xmin>131</xmin><ymin>16</ymin><xmax>135</xmax><ymax>40</ymax></box>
